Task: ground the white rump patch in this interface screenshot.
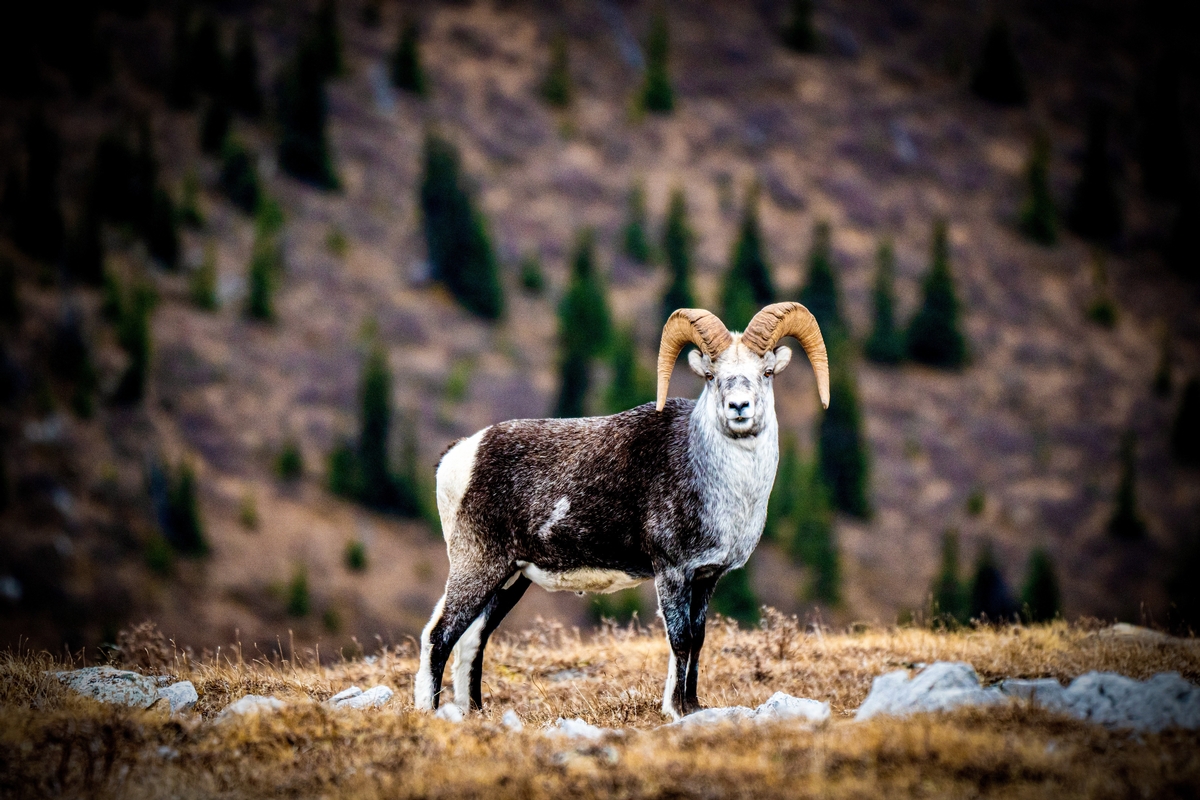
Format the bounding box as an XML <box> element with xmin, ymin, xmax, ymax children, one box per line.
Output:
<box><xmin>536</xmin><ymin>497</ymin><xmax>571</xmax><ymax>539</ymax></box>
<box><xmin>451</xmin><ymin>613</ymin><xmax>487</xmax><ymax>711</ymax></box>
<box><xmin>435</xmin><ymin>428</ymin><xmax>488</xmax><ymax>544</ymax></box>
<box><xmin>516</xmin><ymin>562</ymin><xmax>644</xmax><ymax>594</ymax></box>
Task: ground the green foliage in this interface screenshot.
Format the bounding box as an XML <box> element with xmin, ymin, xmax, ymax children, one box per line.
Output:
<box><xmin>782</xmin><ymin>0</ymin><xmax>818</xmax><ymax>53</ymax></box>
<box><xmin>1171</xmin><ymin>378</ymin><xmax>1200</xmax><ymax>466</ymax></box>
<box><xmin>967</xmin><ymin>541</ymin><xmax>1017</xmax><ymax>623</ymax></box>
<box><xmin>541</xmin><ymin>33</ymin><xmax>572</xmax><ymax>108</ymax></box>
<box><xmin>323</xmin><ymin>607</ymin><xmax>342</xmax><ymax>633</ymax></box>
<box><xmin>146</xmin><ymin>187</ymin><xmax>180</xmax><ymax>269</ymax></box>
<box><xmin>245</xmin><ymin>230</ymin><xmax>277</xmax><ymax>322</ymax></box>
<box><xmin>179</xmin><ymin>171</ymin><xmax>204</xmax><ymax>228</ymax></box>
<box><xmin>970</xmin><ymin>18</ymin><xmax>1027</xmax><ymax>106</ymax></box>
<box><xmin>817</xmin><ymin>342</ymin><xmax>869</xmax><ymax>517</ymax></box>
<box><xmin>145</xmin><ymin>535</ymin><xmax>173</xmax><ymax>576</ymax></box>
<box><xmin>788</xmin><ymin>460</ymin><xmax>839</xmax><ymax>604</ymax></box>
<box><xmin>640</xmin><ymin>11</ymin><xmax>674</xmax><ymax>114</ymax></box>
<box><xmin>326</xmin><ymin>226</ymin><xmax>349</xmax><ymax>257</ymax></box>
<box><xmin>588</xmin><ymin>589</ymin><xmax>643</xmax><ymax>624</ymax></box>
<box><xmin>112</xmin><ymin>279</ymin><xmax>154</xmax><ymax>405</ymax></box>
<box><xmin>555</xmin><ymin>230</ymin><xmax>612</xmax><ymax>418</ymax></box>
<box><xmin>200</xmin><ymin>95</ymin><xmax>232</xmax><ymax>155</ymax></box>
<box><xmin>328</xmin><ymin>440</ymin><xmax>361</xmax><ymax>499</ymax></box>
<box><xmin>765</xmin><ymin>433</ymin><xmax>801</xmax><ymax>542</ymax></box>
<box><xmin>713</xmin><ymin>566</ymin><xmax>760</xmax><ymax>626</ymax></box>
<box><xmin>863</xmin><ymin>239</ymin><xmax>904</xmax><ymax>365</ymax></box>
<box><xmin>167</xmin><ymin>462</ymin><xmax>207</xmax><ymax>557</ymax></box>
<box><xmin>1020</xmin><ymin>132</ymin><xmax>1056</xmax><ymax>245</ymax></box>
<box><xmin>906</xmin><ymin>219</ymin><xmax>967</xmax><ymax>369</ymax></box>
<box><xmin>965</xmin><ymin>486</ymin><xmax>985</xmax><ymax>516</ymax></box>
<box><xmin>276</xmin><ymin>440</ymin><xmax>304</xmax><ymax>481</ymax></box>
<box><xmin>1068</xmin><ymin>105</ymin><xmax>1122</xmax><ymax>244</ymax></box>
<box><xmin>930</xmin><ymin>529</ymin><xmax>966</xmax><ymax>627</ymax></box>
<box><xmin>278</xmin><ymin>36</ymin><xmax>339</xmax><ymax>189</ymax></box>
<box><xmin>622</xmin><ymin>182</ymin><xmax>652</xmax><ymax>265</ymax></box>
<box><xmin>12</xmin><ymin>111</ymin><xmax>65</xmax><ymax>265</ymax></box>
<box><xmin>311</xmin><ymin>0</ymin><xmax>344</xmax><ymax>79</ymax></box>
<box><xmin>443</xmin><ymin>359</ymin><xmax>473</xmax><ymax>403</ymax></box>
<box><xmin>344</xmin><ymin>539</ymin><xmax>368</xmax><ymax>572</ymax></box>
<box><xmin>391</xmin><ymin>18</ymin><xmax>426</xmax><ymax>95</ymax></box>
<box><xmin>190</xmin><ymin>245</ymin><xmax>219</xmax><ymax>311</ymax></box>
<box><xmin>1108</xmin><ymin>430</ymin><xmax>1145</xmax><ymax>540</ymax></box>
<box><xmin>604</xmin><ymin>327</ymin><xmax>655</xmax><ymax>414</ymax></box>
<box><xmin>419</xmin><ymin>133</ymin><xmax>504</xmax><ymax>319</ymax></box>
<box><xmin>798</xmin><ymin>221</ymin><xmax>844</xmax><ymax>342</ymax></box>
<box><xmin>519</xmin><ymin>253</ymin><xmax>545</xmax><ymax>294</ymax></box>
<box><xmin>1085</xmin><ymin>254</ymin><xmax>1117</xmax><ymax>328</ymax></box>
<box><xmin>1020</xmin><ymin>548</ymin><xmax>1061</xmax><ymax>624</ymax></box>
<box><xmin>228</xmin><ymin>24</ymin><xmax>263</xmax><ymax>118</ymax></box>
<box><xmin>660</xmin><ymin>188</ymin><xmax>696</xmax><ymax>322</ymax></box>
<box><xmin>239</xmin><ymin>492</ymin><xmax>258</xmax><ymax>530</ymax></box>
<box><xmin>720</xmin><ymin>185</ymin><xmax>774</xmax><ymax>332</ymax></box>
<box><xmin>286</xmin><ymin>565</ymin><xmax>310</xmax><ymax>617</ymax></box>
<box><xmin>553</xmin><ymin>359</ymin><xmax>590</xmax><ymax>420</ymax></box>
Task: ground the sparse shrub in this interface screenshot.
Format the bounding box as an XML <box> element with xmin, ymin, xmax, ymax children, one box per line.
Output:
<box><xmin>1171</xmin><ymin>378</ymin><xmax>1200</xmax><ymax>466</ymax></box>
<box><xmin>328</xmin><ymin>439</ymin><xmax>361</xmax><ymax>499</ymax></box>
<box><xmin>278</xmin><ymin>36</ymin><xmax>339</xmax><ymax>189</ymax></box>
<box><xmin>286</xmin><ymin>564</ymin><xmax>310</xmax><ymax>617</ymax></box>
<box><xmin>798</xmin><ymin>221</ymin><xmax>844</xmax><ymax>342</ymax></box>
<box><xmin>967</xmin><ymin>541</ymin><xmax>1018</xmax><ymax>623</ymax></box>
<box><xmin>325</xmin><ymin>225</ymin><xmax>349</xmax><ymax>257</ymax></box>
<box><xmin>1068</xmin><ymin>104</ymin><xmax>1122</xmax><ymax>244</ymax></box>
<box><xmin>965</xmin><ymin>486</ymin><xmax>985</xmax><ymax>516</ymax></box>
<box><xmin>604</xmin><ymin>327</ymin><xmax>655</xmax><ymax>414</ymax></box>
<box><xmin>311</xmin><ymin>0</ymin><xmax>344</xmax><ymax>79</ymax></box>
<box><xmin>1020</xmin><ymin>132</ymin><xmax>1056</xmax><ymax>245</ymax></box>
<box><xmin>817</xmin><ymin>342</ymin><xmax>869</xmax><ymax>517</ymax></box>
<box><xmin>145</xmin><ymin>534</ymin><xmax>173</xmax><ymax>576</ymax></box>
<box><xmin>419</xmin><ymin>133</ymin><xmax>503</xmax><ymax>319</ymax></box>
<box><xmin>782</xmin><ymin>0</ymin><xmax>818</xmax><ymax>53</ymax></box>
<box><xmin>239</xmin><ymin>491</ymin><xmax>258</xmax><ymax>530</ymax></box>
<box><xmin>622</xmin><ymin>182</ymin><xmax>652</xmax><ymax>265</ymax></box>
<box><xmin>391</xmin><ymin>18</ymin><xmax>426</xmax><ymax>95</ymax></box>
<box><xmin>1020</xmin><ymin>548</ymin><xmax>1061</xmax><ymax>623</ymax></box>
<box><xmin>519</xmin><ymin>252</ymin><xmax>545</xmax><ymax>294</ymax></box>
<box><xmin>555</xmin><ymin>230</ymin><xmax>611</xmax><ymax>418</ymax></box>
<box><xmin>789</xmin><ymin>460</ymin><xmax>839</xmax><ymax>604</ymax></box>
<box><xmin>712</xmin><ymin>566</ymin><xmax>759</xmax><ymax>626</ymax></box>
<box><xmin>228</xmin><ymin>24</ymin><xmax>263</xmax><ymax>118</ymax></box>
<box><xmin>113</xmin><ymin>280</ymin><xmax>154</xmax><ymax>405</ymax></box>
<box><xmin>720</xmin><ymin>184</ymin><xmax>775</xmax><ymax>332</ymax></box>
<box><xmin>931</xmin><ymin>529</ymin><xmax>966</xmax><ymax>627</ymax></box>
<box><xmin>190</xmin><ymin>244</ymin><xmax>219</xmax><ymax>311</ymax></box>
<box><xmin>640</xmin><ymin>11</ymin><xmax>674</xmax><ymax>114</ymax></box>
<box><xmin>167</xmin><ymin>462</ymin><xmax>207</xmax><ymax>556</ymax></box>
<box><xmin>970</xmin><ymin>18</ymin><xmax>1027</xmax><ymax>106</ymax></box>
<box><xmin>179</xmin><ymin>171</ymin><xmax>204</xmax><ymax>228</ymax></box>
<box><xmin>245</xmin><ymin>231</ymin><xmax>276</xmax><ymax>322</ymax></box>
<box><xmin>1085</xmin><ymin>252</ymin><xmax>1117</xmax><ymax>328</ymax></box>
<box><xmin>906</xmin><ymin>219</ymin><xmax>967</xmax><ymax>369</ymax></box>
<box><xmin>276</xmin><ymin>440</ymin><xmax>304</xmax><ymax>481</ymax></box>
<box><xmin>1108</xmin><ymin>429</ymin><xmax>1145</xmax><ymax>540</ymax></box>
<box><xmin>344</xmin><ymin>539</ymin><xmax>368</xmax><ymax>572</ymax></box>
<box><xmin>541</xmin><ymin>33</ymin><xmax>572</xmax><ymax>108</ymax></box>
<box><xmin>588</xmin><ymin>589</ymin><xmax>643</xmax><ymax>624</ymax></box>
<box><xmin>660</xmin><ymin>187</ymin><xmax>696</xmax><ymax>322</ymax></box>
<box><xmin>864</xmin><ymin>238</ymin><xmax>904</xmax><ymax>365</ymax></box>
<box><xmin>323</xmin><ymin>607</ymin><xmax>341</xmax><ymax>632</ymax></box>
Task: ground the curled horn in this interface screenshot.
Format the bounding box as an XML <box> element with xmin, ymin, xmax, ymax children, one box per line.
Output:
<box><xmin>656</xmin><ymin>309</ymin><xmax>733</xmax><ymax>411</ymax></box>
<box><xmin>742</xmin><ymin>302</ymin><xmax>831</xmax><ymax>409</ymax></box>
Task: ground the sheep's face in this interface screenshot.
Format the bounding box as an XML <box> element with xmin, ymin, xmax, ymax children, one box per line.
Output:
<box><xmin>688</xmin><ymin>341</ymin><xmax>793</xmax><ymax>438</ymax></box>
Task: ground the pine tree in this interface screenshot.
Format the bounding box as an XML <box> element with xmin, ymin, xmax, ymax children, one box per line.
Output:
<box><xmin>190</xmin><ymin>244</ymin><xmax>218</xmax><ymax>311</ymax></box>
<box><xmin>418</xmin><ymin>133</ymin><xmax>503</xmax><ymax>319</ymax></box>
<box><xmin>906</xmin><ymin>219</ymin><xmax>967</xmax><ymax>368</ymax></box>
<box><xmin>797</xmin><ymin>221</ymin><xmax>844</xmax><ymax>342</ymax></box>
<box><xmin>355</xmin><ymin>343</ymin><xmax>418</xmax><ymax>514</ymax></box>
<box><xmin>391</xmin><ymin>18</ymin><xmax>426</xmax><ymax>95</ymax></box>
<box><xmin>1136</xmin><ymin>53</ymin><xmax>1187</xmax><ymax>201</ymax></box>
<box><xmin>660</xmin><ymin>187</ymin><xmax>695</xmax><ymax>322</ymax></box>
<box><xmin>817</xmin><ymin>341</ymin><xmax>869</xmax><ymax>517</ymax></box>
<box><xmin>113</xmin><ymin>281</ymin><xmax>154</xmax><ymax>405</ymax></box>
<box><xmin>864</xmin><ymin>238</ymin><xmax>904</xmax><ymax>365</ymax></box>
<box><xmin>782</xmin><ymin>0</ymin><xmax>818</xmax><ymax>53</ymax></box>
<box><xmin>721</xmin><ymin>184</ymin><xmax>774</xmax><ymax>332</ymax></box>
<box><xmin>312</xmin><ymin>0</ymin><xmax>344</xmax><ymax>78</ymax></box>
<box><xmin>179</xmin><ymin>171</ymin><xmax>204</xmax><ymax>228</ymax></box>
<box><xmin>1172</xmin><ymin>378</ymin><xmax>1200</xmax><ymax>466</ymax></box>
<box><xmin>1108</xmin><ymin>429</ymin><xmax>1145</xmax><ymax>540</ymax></box>
<box><xmin>931</xmin><ymin>529</ymin><xmax>966</xmax><ymax>626</ymax></box>
<box><xmin>228</xmin><ymin>24</ymin><xmax>263</xmax><ymax>118</ymax></box>
<box><xmin>553</xmin><ymin>357</ymin><xmax>590</xmax><ymax>419</ymax></box>
<box><xmin>789</xmin><ymin>459</ymin><xmax>839</xmax><ymax>604</ymax></box>
<box><xmin>278</xmin><ymin>37</ymin><xmax>339</xmax><ymax>189</ymax></box>
<box><xmin>970</xmin><ymin>18</ymin><xmax>1028</xmax><ymax>106</ymax></box>
<box><xmin>640</xmin><ymin>11</ymin><xmax>674</xmax><ymax>114</ymax></box>
<box><xmin>604</xmin><ymin>327</ymin><xmax>655</xmax><ymax>413</ymax></box>
<box><xmin>245</xmin><ymin>230</ymin><xmax>276</xmax><ymax>322</ymax></box>
<box><xmin>765</xmin><ymin>432</ymin><xmax>801</xmax><ymax>542</ymax></box>
<box><xmin>167</xmin><ymin>462</ymin><xmax>207</xmax><ymax>556</ymax></box>
<box><xmin>286</xmin><ymin>565</ymin><xmax>310</xmax><ymax>616</ymax></box>
<box><xmin>541</xmin><ymin>33</ymin><xmax>571</xmax><ymax>108</ymax></box>
<box><xmin>13</xmin><ymin>111</ymin><xmax>65</xmax><ymax>265</ymax></box>
<box><xmin>712</xmin><ymin>565</ymin><xmax>760</xmax><ymax>626</ymax></box>
<box><xmin>1020</xmin><ymin>131</ymin><xmax>1057</xmax><ymax>245</ymax></box>
<box><xmin>1068</xmin><ymin>104</ymin><xmax>1122</xmax><ymax>244</ymax></box>
<box><xmin>1085</xmin><ymin>251</ymin><xmax>1117</xmax><ymax>328</ymax></box>
<box><xmin>622</xmin><ymin>181</ymin><xmax>652</xmax><ymax>265</ymax></box>
<box><xmin>219</xmin><ymin>138</ymin><xmax>261</xmax><ymax>215</ymax></box>
<box><xmin>1020</xmin><ymin>548</ymin><xmax>1061</xmax><ymax>623</ymax></box>
<box><xmin>555</xmin><ymin>230</ymin><xmax>611</xmax><ymax>417</ymax></box>
<box><xmin>967</xmin><ymin>541</ymin><xmax>1017</xmax><ymax>623</ymax></box>
<box><xmin>519</xmin><ymin>252</ymin><xmax>545</xmax><ymax>294</ymax></box>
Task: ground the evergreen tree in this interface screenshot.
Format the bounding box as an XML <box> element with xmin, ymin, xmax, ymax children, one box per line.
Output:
<box><xmin>13</xmin><ymin>111</ymin><xmax>65</xmax><ymax>265</ymax></box>
<box><xmin>604</xmin><ymin>327</ymin><xmax>655</xmax><ymax>413</ymax></box>
<box><xmin>190</xmin><ymin>245</ymin><xmax>218</xmax><ymax>311</ymax></box>
<box><xmin>712</xmin><ymin>565</ymin><xmax>759</xmax><ymax>626</ymax></box>
<box><xmin>660</xmin><ymin>187</ymin><xmax>695</xmax><ymax>322</ymax></box>
<box><xmin>354</xmin><ymin>343</ymin><xmax>418</xmax><ymax>514</ymax></box>
<box><xmin>781</xmin><ymin>0</ymin><xmax>818</xmax><ymax>53</ymax></box>
<box><xmin>312</xmin><ymin>0</ymin><xmax>344</xmax><ymax>79</ymax></box>
<box><xmin>863</xmin><ymin>238</ymin><xmax>904</xmax><ymax>364</ymax></box>
<box><xmin>640</xmin><ymin>11</ymin><xmax>674</xmax><ymax>114</ymax></box>
<box><xmin>554</xmin><ymin>230</ymin><xmax>611</xmax><ymax>417</ymax></box>
<box><xmin>970</xmin><ymin>18</ymin><xmax>1027</xmax><ymax>106</ymax></box>
<box><xmin>931</xmin><ymin>529</ymin><xmax>966</xmax><ymax>626</ymax></box>
<box><xmin>553</xmin><ymin>358</ymin><xmax>590</xmax><ymax>419</ymax></box>
<box><xmin>167</xmin><ymin>462</ymin><xmax>207</xmax><ymax>556</ymax></box>
<box><xmin>113</xmin><ymin>280</ymin><xmax>154</xmax><ymax>405</ymax></box>
<box><xmin>1085</xmin><ymin>251</ymin><xmax>1117</xmax><ymax>328</ymax></box>
<box><xmin>179</xmin><ymin>171</ymin><xmax>204</xmax><ymax>228</ymax></box>
<box><xmin>1068</xmin><ymin>105</ymin><xmax>1122</xmax><ymax>244</ymax></box>
<box><xmin>721</xmin><ymin>184</ymin><xmax>774</xmax><ymax>332</ymax></box>
<box><xmin>166</xmin><ymin>3</ymin><xmax>196</xmax><ymax>110</ymax></box>
<box><xmin>1108</xmin><ymin>429</ymin><xmax>1145</xmax><ymax>540</ymax></box>
<box><xmin>245</xmin><ymin>230</ymin><xmax>276</xmax><ymax>322</ymax></box>
<box><xmin>541</xmin><ymin>33</ymin><xmax>572</xmax><ymax>108</ymax></box>
<box><xmin>228</xmin><ymin>24</ymin><xmax>263</xmax><ymax>118</ymax></box>
<box><xmin>66</xmin><ymin>190</ymin><xmax>105</xmax><ymax>286</ymax></box>
<box><xmin>519</xmin><ymin>252</ymin><xmax>545</xmax><ymax>294</ymax></box>
<box><xmin>1020</xmin><ymin>131</ymin><xmax>1057</xmax><ymax>245</ymax></box>
<box><xmin>1172</xmin><ymin>378</ymin><xmax>1200</xmax><ymax>466</ymax></box>
<box><xmin>278</xmin><ymin>37</ymin><xmax>339</xmax><ymax>189</ymax></box>
<box><xmin>1136</xmin><ymin>53</ymin><xmax>1187</xmax><ymax>201</ymax></box>
<box><xmin>967</xmin><ymin>541</ymin><xmax>1018</xmax><ymax>623</ymax></box>
<box><xmin>906</xmin><ymin>219</ymin><xmax>967</xmax><ymax>368</ymax></box>
<box><xmin>1020</xmin><ymin>548</ymin><xmax>1061</xmax><ymax>623</ymax></box>
<box><xmin>797</xmin><ymin>221</ymin><xmax>844</xmax><ymax>342</ymax></box>
<box><xmin>765</xmin><ymin>432</ymin><xmax>800</xmax><ymax>542</ymax></box>
<box><xmin>789</xmin><ymin>459</ymin><xmax>839</xmax><ymax>604</ymax></box>
<box><xmin>817</xmin><ymin>342</ymin><xmax>869</xmax><ymax>517</ymax></box>
<box><xmin>145</xmin><ymin>187</ymin><xmax>180</xmax><ymax>269</ymax></box>
<box><xmin>286</xmin><ymin>565</ymin><xmax>310</xmax><ymax>616</ymax></box>
<box><xmin>622</xmin><ymin>181</ymin><xmax>652</xmax><ymax>264</ymax></box>
<box><xmin>391</xmin><ymin>18</ymin><xmax>426</xmax><ymax>95</ymax></box>
<box><xmin>219</xmin><ymin>138</ymin><xmax>261</xmax><ymax>215</ymax></box>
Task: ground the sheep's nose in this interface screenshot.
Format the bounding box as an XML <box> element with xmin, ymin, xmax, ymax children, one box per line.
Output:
<box><xmin>728</xmin><ymin>400</ymin><xmax>751</xmax><ymax>418</ymax></box>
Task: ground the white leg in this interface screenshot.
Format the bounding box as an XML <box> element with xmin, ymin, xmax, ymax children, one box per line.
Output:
<box><xmin>451</xmin><ymin>613</ymin><xmax>487</xmax><ymax>711</ymax></box>
<box><xmin>661</xmin><ymin>636</ymin><xmax>680</xmax><ymax>720</ymax></box>
<box><xmin>414</xmin><ymin>593</ymin><xmax>446</xmax><ymax>710</ymax></box>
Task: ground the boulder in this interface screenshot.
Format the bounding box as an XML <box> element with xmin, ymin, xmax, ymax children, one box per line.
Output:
<box><xmin>1061</xmin><ymin>671</ymin><xmax>1200</xmax><ymax>733</ymax></box>
<box><xmin>546</xmin><ymin>717</ymin><xmax>610</xmax><ymax>740</ymax></box>
<box><xmin>435</xmin><ymin>703</ymin><xmax>464</xmax><ymax>723</ymax></box>
<box><xmin>671</xmin><ymin>692</ymin><xmax>831</xmax><ymax>728</ymax></box>
<box><xmin>55</xmin><ymin>667</ymin><xmax>164</xmax><ymax>709</ymax></box>
<box><xmin>158</xmin><ymin>681</ymin><xmax>199</xmax><ymax>713</ymax></box>
<box><xmin>327</xmin><ymin>686</ymin><xmax>363</xmax><ymax>705</ymax></box>
<box><xmin>218</xmin><ymin>695</ymin><xmax>285</xmax><ymax>720</ymax></box>
<box><xmin>855</xmin><ymin>662</ymin><xmax>1004</xmax><ymax>721</ymax></box>
<box><xmin>336</xmin><ymin>686</ymin><xmax>393</xmax><ymax>710</ymax></box>
<box><xmin>999</xmin><ymin>678</ymin><xmax>1067</xmax><ymax>709</ymax></box>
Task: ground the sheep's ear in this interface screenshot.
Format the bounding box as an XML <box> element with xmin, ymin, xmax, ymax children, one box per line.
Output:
<box><xmin>687</xmin><ymin>349</ymin><xmax>708</xmax><ymax>378</ymax></box>
<box><xmin>772</xmin><ymin>346</ymin><xmax>793</xmax><ymax>374</ymax></box>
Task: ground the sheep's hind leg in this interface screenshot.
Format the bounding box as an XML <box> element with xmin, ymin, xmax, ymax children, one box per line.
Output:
<box><xmin>452</xmin><ymin>574</ymin><xmax>532</xmax><ymax>711</ymax></box>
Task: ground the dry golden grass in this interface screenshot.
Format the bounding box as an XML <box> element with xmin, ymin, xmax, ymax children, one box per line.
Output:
<box><xmin>2</xmin><ymin>618</ymin><xmax>1199</xmax><ymax>799</ymax></box>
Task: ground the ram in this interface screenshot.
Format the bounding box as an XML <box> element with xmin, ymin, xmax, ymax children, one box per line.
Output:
<box><xmin>415</xmin><ymin>302</ymin><xmax>829</xmax><ymax>719</ymax></box>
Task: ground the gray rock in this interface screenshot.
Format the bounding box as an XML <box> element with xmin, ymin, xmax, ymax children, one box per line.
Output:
<box><xmin>999</xmin><ymin>678</ymin><xmax>1067</xmax><ymax>709</ymax></box>
<box><xmin>1061</xmin><ymin>671</ymin><xmax>1200</xmax><ymax>733</ymax></box>
<box><xmin>158</xmin><ymin>681</ymin><xmax>198</xmax><ymax>713</ymax></box>
<box><xmin>546</xmin><ymin>717</ymin><xmax>610</xmax><ymax>740</ymax></box>
<box><xmin>673</xmin><ymin>706</ymin><xmax>757</xmax><ymax>727</ymax></box>
<box><xmin>218</xmin><ymin>694</ymin><xmax>285</xmax><ymax>719</ymax></box>
<box><xmin>55</xmin><ymin>667</ymin><xmax>164</xmax><ymax>709</ymax></box>
<box><xmin>855</xmin><ymin>662</ymin><xmax>1004</xmax><ymax>721</ymax></box>
<box><xmin>501</xmin><ymin>709</ymin><xmax>524</xmax><ymax>732</ymax></box>
<box><xmin>336</xmin><ymin>685</ymin><xmax>393</xmax><ymax>709</ymax></box>
<box><xmin>756</xmin><ymin>692</ymin><xmax>831</xmax><ymax>724</ymax></box>
<box><xmin>327</xmin><ymin>686</ymin><xmax>363</xmax><ymax>705</ymax></box>
<box><xmin>435</xmin><ymin>703</ymin><xmax>465</xmax><ymax>723</ymax></box>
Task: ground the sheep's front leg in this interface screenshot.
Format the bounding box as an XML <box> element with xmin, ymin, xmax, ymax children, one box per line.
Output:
<box><xmin>655</xmin><ymin>569</ymin><xmax>699</xmax><ymax>720</ymax></box>
<box><xmin>684</xmin><ymin>573</ymin><xmax>719</xmax><ymax>710</ymax></box>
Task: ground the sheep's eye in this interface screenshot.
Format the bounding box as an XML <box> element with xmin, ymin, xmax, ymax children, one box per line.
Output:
<box><xmin>763</xmin><ymin>369</ymin><xmax>774</xmax><ymax>378</ymax></box>
<box><xmin>704</xmin><ymin>372</ymin><xmax>714</xmax><ymax>382</ymax></box>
